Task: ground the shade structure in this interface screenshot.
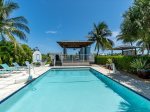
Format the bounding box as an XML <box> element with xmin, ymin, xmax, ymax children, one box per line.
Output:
<box><xmin>113</xmin><ymin>45</ymin><xmax>141</xmax><ymax>50</ymax></box>
<box><xmin>57</xmin><ymin>41</ymin><xmax>93</xmax><ymax>48</ymax></box>
<box><xmin>112</xmin><ymin>45</ymin><xmax>141</xmax><ymax>55</ymax></box>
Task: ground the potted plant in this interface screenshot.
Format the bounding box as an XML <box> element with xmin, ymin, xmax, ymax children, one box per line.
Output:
<box><xmin>140</xmin><ymin>64</ymin><xmax>150</xmax><ymax>78</ymax></box>
<box><xmin>33</xmin><ymin>62</ymin><xmax>41</xmax><ymax>67</ymax></box>
<box><xmin>106</xmin><ymin>58</ymin><xmax>113</xmax><ymax>70</ymax></box>
<box><xmin>130</xmin><ymin>58</ymin><xmax>150</xmax><ymax>79</ymax></box>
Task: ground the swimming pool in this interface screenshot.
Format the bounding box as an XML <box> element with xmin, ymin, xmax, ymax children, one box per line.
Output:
<box><xmin>0</xmin><ymin>68</ymin><xmax>150</xmax><ymax>112</ymax></box>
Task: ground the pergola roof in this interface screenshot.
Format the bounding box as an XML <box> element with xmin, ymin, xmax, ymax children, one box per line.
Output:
<box><xmin>57</xmin><ymin>41</ymin><xmax>93</xmax><ymax>48</ymax></box>
<box><xmin>113</xmin><ymin>45</ymin><xmax>141</xmax><ymax>50</ymax></box>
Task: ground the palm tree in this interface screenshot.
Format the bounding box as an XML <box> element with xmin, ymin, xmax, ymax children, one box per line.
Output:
<box><xmin>117</xmin><ymin>8</ymin><xmax>138</xmax><ymax>46</ymax></box>
<box><xmin>0</xmin><ymin>0</ymin><xmax>30</xmax><ymax>46</ymax></box>
<box><xmin>118</xmin><ymin>0</ymin><xmax>150</xmax><ymax>55</ymax></box>
<box><xmin>87</xmin><ymin>22</ymin><xmax>114</xmax><ymax>55</ymax></box>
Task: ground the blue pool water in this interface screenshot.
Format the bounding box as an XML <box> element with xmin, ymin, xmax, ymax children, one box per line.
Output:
<box><xmin>0</xmin><ymin>68</ymin><xmax>150</xmax><ymax>112</ymax></box>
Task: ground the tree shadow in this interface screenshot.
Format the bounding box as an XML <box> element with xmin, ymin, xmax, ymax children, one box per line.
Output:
<box><xmin>118</xmin><ymin>101</ymin><xmax>150</xmax><ymax>112</ymax></box>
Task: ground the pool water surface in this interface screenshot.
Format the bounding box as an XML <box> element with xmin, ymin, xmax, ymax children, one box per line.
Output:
<box><xmin>0</xmin><ymin>68</ymin><xmax>150</xmax><ymax>112</ymax></box>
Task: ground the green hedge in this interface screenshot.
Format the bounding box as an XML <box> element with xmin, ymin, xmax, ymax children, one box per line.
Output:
<box><xmin>95</xmin><ymin>55</ymin><xmax>150</xmax><ymax>72</ymax></box>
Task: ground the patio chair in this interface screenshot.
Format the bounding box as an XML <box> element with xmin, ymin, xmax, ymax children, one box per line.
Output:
<box><xmin>13</xmin><ymin>62</ymin><xmax>20</xmax><ymax>67</ymax></box>
<box><xmin>13</xmin><ymin>62</ymin><xmax>25</xmax><ymax>71</ymax></box>
<box><xmin>0</xmin><ymin>64</ymin><xmax>16</xmax><ymax>72</ymax></box>
<box><xmin>0</xmin><ymin>70</ymin><xmax>10</xmax><ymax>74</ymax></box>
<box><xmin>0</xmin><ymin>70</ymin><xmax>11</xmax><ymax>78</ymax></box>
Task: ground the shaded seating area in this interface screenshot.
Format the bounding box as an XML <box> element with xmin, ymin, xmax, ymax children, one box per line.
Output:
<box><xmin>112</xmin><ymin>45</ymin><xmax>141</xmax><ymax>55</ymax></box>
<box><xmin>57</xmin><ymin>41</ymin><xmax>94</xmax><ymax>66</ymax></box>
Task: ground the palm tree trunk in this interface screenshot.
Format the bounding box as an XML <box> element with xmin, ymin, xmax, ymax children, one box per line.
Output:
<box><xmin>145</xmin><ymin>43</ymin><xmax>150</xmax><ymax>55</ymax></box>
<box><xmin>142</xmin><ymin>48</ymin><xmax>144</xmax><ymax>55</ymax></box>
<box><xmin>147</xmin><ymin>49</ymin><xmax>149</xmax><ymax>55</ymax></box>
<box><xmin>97</xmin><ymin>49</ymin><xmax>100</xmax><ymax>56</ymax></box>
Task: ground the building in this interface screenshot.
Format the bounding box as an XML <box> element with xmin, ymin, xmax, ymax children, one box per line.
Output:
<box><xmin>52</xmin><ymin>41</ymin><xmax>94</xmax><ymax>66</ymax></box>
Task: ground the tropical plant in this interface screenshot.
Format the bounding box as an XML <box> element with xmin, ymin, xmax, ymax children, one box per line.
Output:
<box><xmin>118</xmin><ymin>0</ymin><xmax>150</xmax><ymax>55</ymax></box>
<box><xmin>95</xmin><ymin>55</ymin><xmax>150</xmax><ymax>72</ymax></box>
<box><xmin>0</xmin><ymin>57</ymin><xmax>2</xmax><ymax>64</ymax></box>
<box><xmin>106</xmin><ymin>58</ymin><xmax>113</xmax><ymax>64</ymax></box>
<box><xmin>0</xmin><ymin>41</ymin><xmax>32</xmax><ymax>65</ymax></box>
<box><xmin>87</xmin><ymin>22</ymin><xmax>114</xmax><ymax>55</ymax></box>
<box><xmin>0</xmin><ymin>0</ymin><xmax>30</xmax><ymax>47</ymax></box>
<box><xmin>130</xmin><ymin>58</ymin><xmax>147</xmax><ymax>71</ymax></box>
<box><xmin>39</xmin><ymin>53</ymin><xmax>51</xmax><ymax>65</ymax></box>
<box><xmin>33</xmin><ymin>62</ymin><xmax>41</xmax><ymax>67</ymax></box>
<box><xmin>117</xmin><ymin>7</ymin><xmax>138</xmax><ymax>46</ymax></box>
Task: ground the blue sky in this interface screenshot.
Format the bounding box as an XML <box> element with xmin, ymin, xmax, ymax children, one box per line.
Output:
<box><xmin>14</xmin><ymin>0</ymin><xmax>133</xmax><ymax>54</ymax></box>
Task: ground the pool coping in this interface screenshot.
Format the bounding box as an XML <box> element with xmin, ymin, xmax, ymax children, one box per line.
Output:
<box><xmin>0</xmin><ymin>68</ymin><xmax>51</xmax><ymax>104</ymax></box>
<box><xmin>91</xmin><ymin>67</ymin><xmax>150</xmax><ymax>101</ymax></box>
<box><xmin>0</xmin><ymin>66</ymin><xmax>89</xmax><ymax>104</ymax></box>
<box><xmin>0</xmin><ymin>66</ymin><xmax>150</xmax><ymax>104</ymax></box>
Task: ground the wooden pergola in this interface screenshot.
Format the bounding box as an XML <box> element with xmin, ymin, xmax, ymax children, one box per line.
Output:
<box><xmin>57</xmin><ymin>41</ymin><xmax>93</xmax><ymax>48</ymax></box>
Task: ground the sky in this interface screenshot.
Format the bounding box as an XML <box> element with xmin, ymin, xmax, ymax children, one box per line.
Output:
<box><xmin>13</xmin><ymin>0</ymin><xmax>133</xmax><ymax>54</ymax></box>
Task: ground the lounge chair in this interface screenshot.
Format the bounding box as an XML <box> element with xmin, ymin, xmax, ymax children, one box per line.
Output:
<box><xmin>0</xmin><ymin>70</ymin><xmax>11</xmax><ymax>78</ymax></box>
<box><xmin>13</xmin><ymin>62</ymin><xmax>20</xmax><ymax>68</ymax></box>
<box><xmin>13</xmin><ymin>62</ymin><xmax>25</xmax><ymax>71</ymax></box>
<box><xmin>0</xmin><ymin>70</ymin><xmax>10</xmax><ymax>74</ymax></box>
<box><xmin>0</xmin><ymin>64</ymin><xmax>16</xmax><ymax>72</ymax></box>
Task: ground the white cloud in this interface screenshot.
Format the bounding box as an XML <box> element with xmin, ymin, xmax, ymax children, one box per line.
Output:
<box><xmin>112</xmin><ymin>31</ymin><xmax>120</xmax><ymax>37</ymax></box>
<box><xmin>45</xmin><ymin>30</ymin><xmax>57</xmax><ymax>34</ymax></box>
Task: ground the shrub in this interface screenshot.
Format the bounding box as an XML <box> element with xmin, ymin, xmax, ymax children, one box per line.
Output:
<box><xmin>42</xmin><ymin>54</ymin><xmax>51</xmax><ymax>65</ymax></box>
<box><xmin>0</xmin><ymin>57</ymin><xmax>2</xmax><ymax>64</ymax></box>
<box><xmin>130</xmin><ymin>58</ymin><xmax>148</xmax><ymax>71</ymax></box>
<box><xmin>33</xmin><ymin>62</ymin><xmax>41</xmax><ymax>66</ymax></box>
<box><xmin>0</xmin><ymin>41</ymin><xmax>32</xmax><ymax>66</ymax></box>
<box><xmin>95</xmin><ymin>55</ymin><xmax>150</xmax><ymax>72</ymax></box>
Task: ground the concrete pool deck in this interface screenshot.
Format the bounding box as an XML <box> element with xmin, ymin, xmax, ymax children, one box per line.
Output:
<box><xmin>0</xmin><ymin>65</ymin><xmax>150</xmax><ymax>102</ymax></box>
<box><xmin>91</xmin><ymin>65</ymin><xmax>150</xmax><ymax>100</ymax></box>
<box><xmin>0</xmin><ymin>66</ymin><xmax>50</xmax><ymax>102</ymax></box>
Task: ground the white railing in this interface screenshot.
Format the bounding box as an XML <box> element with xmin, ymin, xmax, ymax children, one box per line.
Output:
<box><xmin>60</xmin><ymin>54</ymin><xmax>95</xmax><ymax>63</ymax></box>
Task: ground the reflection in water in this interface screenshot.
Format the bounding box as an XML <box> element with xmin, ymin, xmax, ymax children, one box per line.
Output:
<box><xmin>48</xmin><ymin>80</ymin><xmax>99</xmax><ymax>83</ymax></box>
<box><xmin>118</xmin><ymin>101</ymin><xmax>150</xmax><ymax>112</ymax></box>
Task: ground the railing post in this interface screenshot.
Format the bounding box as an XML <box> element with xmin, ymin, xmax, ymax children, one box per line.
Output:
<box><xmin>54</xmin><ymin>58</ymin><xmax>55</xmax><ymax>67</ymax></box>
<box><xmin>28</xmin><ymin>65</ymin><xmax>33</xmax><ymax>81</ymax></box>
<box><xmin>83</xmin><ymin>54</ymin><xmax>84</xmax><ymax>62</ymax></box>
<box><xmin>61</xmin><ymin>54</ymin><xmax>63</xmax><ymax>65</ymax></box>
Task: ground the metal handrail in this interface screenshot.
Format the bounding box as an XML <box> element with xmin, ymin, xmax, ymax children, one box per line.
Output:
<box><xmin>60</xmin><ymin>54</ymin><xmax>94</xmax><ymax>63</ymax></box>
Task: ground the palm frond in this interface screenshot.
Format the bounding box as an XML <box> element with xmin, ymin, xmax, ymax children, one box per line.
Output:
<box><xmin>87</xmin><ymin>22</ymin><xmax>113</xmax><ymax>54</ymax></box>
<box><xmin>6</xmin><ymin>16</ymin><xmax>28</xmax><ymax>24</ymax></box>
<box><xmin>12</xmin><ymin>23</ymin><xmax>30</xmax><ymax>33</ymax></box>
<box><xmin>11</xmin><ymin>29</ymin><xmax>27</xmax><ymax>41</ymax></box>
<box><xmin>3</xmin><ymin>1</ymin><xmax>19</xmax><ymax>18</ymax></box>
<box><xmin>0</xmin><ymin>0</ymin><xmax>30</xmax><ymax>45</ymax></box>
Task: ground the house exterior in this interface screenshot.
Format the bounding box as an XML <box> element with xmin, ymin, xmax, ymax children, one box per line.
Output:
<box><xmin>33</xmin><ymin>50</ymin><xmax>42</xmax><ymax>63</ymax></box>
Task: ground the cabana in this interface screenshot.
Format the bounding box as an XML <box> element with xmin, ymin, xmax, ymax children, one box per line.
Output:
<box><xmin>56</xmin><ymin>41</ymin><xmax>94</xmax><ymax>66</ymax></box>
<box><xmin>112</xmin><ymin>45</ymin><xmax>141</xmax><ymax>55</ymax></box>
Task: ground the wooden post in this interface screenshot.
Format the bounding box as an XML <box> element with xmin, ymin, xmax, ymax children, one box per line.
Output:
<box><xmin>111</xmin><ymin>50</ymin><xmax>113</xmax><ymax>55</ymax></box>
<box><xmin>122</xmin><ymin>50</ymin><xmax>124</xmax><ymax>55</ymax></box>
